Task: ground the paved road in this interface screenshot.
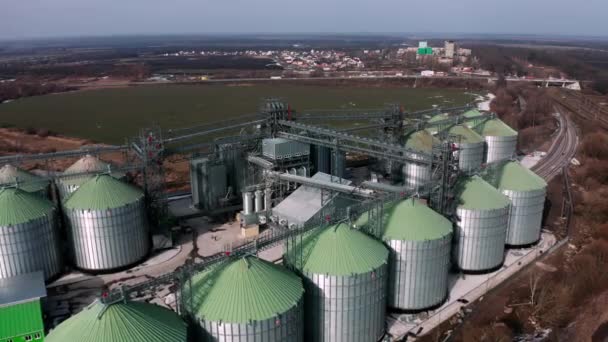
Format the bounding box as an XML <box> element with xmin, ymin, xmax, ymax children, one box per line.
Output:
<box><xmin>531</xmin><ymin>108</ymin><xmax>578</xmax><ymax>181</ymax></box>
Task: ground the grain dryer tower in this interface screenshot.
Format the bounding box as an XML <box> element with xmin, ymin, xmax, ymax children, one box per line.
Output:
<box><xmin>284</xmin><ymin>223</ymin><xmax>388</xmax><ymax>342</ymax></box>
<box><xmin>64</xmin><ymin>174</ymin><xmax>149</xmax><ymax>271</ymax></box>
<box><xmin>183</xmin><ymin>255</ymin><xmax>304</xmax><ymax>341</ymax></box>
<box><xmin>46</xmin><ymin>299</ymin><xmax>188</xmax><ymax>342</ymax></box>
<box><xmin>453</xmin><ymin>175</ymin><xmax>511</xmax><ymax>272</ymax></box>
<box><xmin>483</xmin><ymin>161</ymin><xmax>547</xmax><ymax>246</ymax></box>
<box><xmin>356</xmin><ymin>198</ymin><xmax>453</xmax><ymax>311</ymax></box>
<box><xmin>0</xmin><ymin>187</ymin><xmax>62</xmax><ymax>280</ymax></box>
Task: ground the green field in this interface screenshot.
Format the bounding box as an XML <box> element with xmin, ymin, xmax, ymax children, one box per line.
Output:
<box><xmin>0</xmin><ymin>84</ymin><xmax>475</xmax><ymax>144</ymax></box>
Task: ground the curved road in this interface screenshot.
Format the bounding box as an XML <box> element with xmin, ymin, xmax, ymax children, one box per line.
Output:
<box><xmin>531</xmin><ymin>106</ymin><xmax>578</xmax><ymax>181</ymax></box>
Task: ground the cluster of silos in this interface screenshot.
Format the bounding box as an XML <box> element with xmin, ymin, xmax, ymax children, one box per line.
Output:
<box><xmin>0</xmin><ymin>187</ymin><xmax>62</xmax><ymax>280</ymax></box>
<box><xmin>483</xmin><ymin>161</ymin><xmax>547</xmax><ymax>246</ymax></box>
<box><xmin>0</xmin><ymin>164</ymin><xmax>50</xmax><ymax>198</ymax></box>
<box><xmin>63</xmin><ymin>174</ymin><xmax>149</xmax><ymax>271</ymax></box>
<box><xmin>183</xmin><ymin>255</ymin><xmax>304</xmax><ymax>341</ymax></box>
<box><xmin>355</xmin><ymin>199</ymin><xmax>453</xmax><ymax>311</ymax></box>
<box><xmin>57</xmin><ymin>155</ymin><xmax>124</xmax><ymax>200</ymax></box>
<box><xmin>402</xmin><ymin>130</ymin><xmax>437</xmax><ymax>192</ymax></box>
<box><xmin>242</xmin><ymin>187</ymin><xmax>273</xmax><ymax>214</ymax></box>
<box><xmin>469</xmin><ymin>116</ymin><xmax>518</xmax><ymax>164</ymax></box>
<box><xmin>46</xmin><ymin>299</ymin><xmax>188</xmax><ymax>342</ymax></box>
<box><xmin>453</xmin><ymin>175</ymin><xmax>511</xmax><ymax>272</ymax></box>
<box><xmin>284</xmin><ymin>223</ymin><xmax>389</xmax><ymax>342</ymax></box>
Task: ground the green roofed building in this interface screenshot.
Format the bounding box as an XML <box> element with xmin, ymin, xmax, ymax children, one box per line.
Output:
<box><xmin>183</xmin><ymin>256</ymin><xmax>304</xmax><ymax>341</ymax></box>
<box><xmin>284</xmin><ymin>223</ymin><xmax>388</xmax><ymax>341</ymax></box>
<box><xmin>0</xmin><ymin>271</ymin><xmax>47</xmax><ymax>342</ymax></box>
<box><xmin>46</xmin><ymin>299</ymin><xmax>187</xmax><ymax>342</ymax></box>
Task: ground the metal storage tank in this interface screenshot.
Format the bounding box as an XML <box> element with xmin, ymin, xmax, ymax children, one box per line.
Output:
<box><xmin>284</xmin><ymin>223</ymin><xmax>389</xmax><ymax>342</ymax></box>
<box><xmin>355</xmin><ymin>199</ymin><xmax>453</xmax><ymax>311</ymax></box>
<box><xmin>264</xmin><ymin>187</ymin><xmax>273</xmax><ymax>211</ymax></box>
<box><xmin>471</xmin><ymin>118</ymin><xmax>518</xmax><ymax>163</ymax></box>
<box><xmin>58</xmin><ymin>155</ymin><xmax>123</xmax><ymax>199</ymax></box>
<box><xmin>402</xmin><ymin>130</ymin><xmax>437</xmax><ymax>192</ymax></box>
<box><xmin>453</xmin><ymin>176</ymin><xmax>511</xmax><ymax>272</ymax></box>
<box><xmin>0</xmin><ymin>188</ymin><xmax>62</xmax><ymax>280</ymax></box>
<box><xmin>254</xmin><ymin>189</ymin><xmax>264</xmax><ymax>212</ymax></box>
<box><xmin>330</xmin><ymin>150</ymin><xmax>346</xmax><ymax>178</ymax></box>
<box><xmin>483</xmin><ymin>161</ymin><xmax>547</xmax><ymax>246</ymax></box>
<box><xmin>242</xmin><ymin>192</ymin><xmax>254</xmax><ymax>215</ymax></box>
<box><xmin>312</xmin><ymin>146</ymin><xmax>331</xmax><ymax>174</ymax></box>
<box><xmin>64</xmin><ymin>174</ymin><xmax>149</xmax><ymax>271</ymax></box>
<box><xmin>46</xmin><ymin>299</ymin><xmax>187</xmax><ymax>342</ymax></box>
<box><xmin>0</xmin><ymin>164</ymin><xmax>49</xmax><ymax>198</ymax></box>
<box><xmin>182</xmin><ymin>255</ymin><xmax>304</xmax><ymax>342</ymax></box>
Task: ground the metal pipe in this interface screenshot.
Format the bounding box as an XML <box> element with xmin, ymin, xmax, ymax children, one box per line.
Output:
<box><xmin>267</xmin><ymin>171</ymin><xmax>375</xmax><ymax>198</ymax></box>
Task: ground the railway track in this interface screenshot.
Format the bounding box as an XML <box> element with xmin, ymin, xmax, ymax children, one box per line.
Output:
<box><xmin>531</xmin><ymin>107</ymin><xmax>578</xmax><ymax>181</ymax></box>
<box><xmin>551</xmin><ymin>89</ymin><xmax>608</xmax><ymax>129</ymax></box>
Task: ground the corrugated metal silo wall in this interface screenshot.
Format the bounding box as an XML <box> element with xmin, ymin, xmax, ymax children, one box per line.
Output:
<box><xmin>402</xmin><ymin>162</ymin><xmax>431</xmax><ymax>191</ymax></box>
<box><xmin>457</xmin><ymin>141</ymin><xmax>485</xmax><ymax>173</ymax></box>
<box><xmin>502</xmin><ymin>188</ymin><xmax>546</xmax><ymax>246</ymax></box>
<box><xmin>484</xmin><ymin>135</ymin><xmax>517</xmax><ymax>163</ymax></box>
<box><xmin>66</xmin><ymin>198</ymin><xmax>149</xmax><ymax>271</ymax></box>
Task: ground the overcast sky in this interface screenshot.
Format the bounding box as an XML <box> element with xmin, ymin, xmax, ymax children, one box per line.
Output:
<box><xmin>1</xmin><ymin>0</ymin><xmax>606</xmax><ymax>40</ymax></box>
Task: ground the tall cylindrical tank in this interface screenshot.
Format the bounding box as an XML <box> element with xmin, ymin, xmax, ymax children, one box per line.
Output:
<box><xmin>448</xmin><ymin>125</ymin><xmax>485</xmax><ymax>173</ymax></box>
<box><xmin>453</xmin><ymin>176</ymin><xmax>511</xmax><ymax>272</ymax></box>
<box><xmin>183</xmin><ymin>256</ymin><xmax>304</xmax><ymax>342</ymax></box>
<box><xmin>64</xmin><ymin>174</ymin><xmax>149</xmax><ymax>271</ymax></box>
<box><xmin>402</xmin><ymin>131</ymin><xmax>437</xmax><ymax>192</ymax></box>
<box><xmin>254</xmin><ymin>190</ymin><xmax>264</xmax><ymax>212</ymax></box>
<box><xmin>330</xmin><ymin>150</ymin><xmax>346</xmax><ymax>178</ymax></box>
<box><xmin>57</xmin><ymin>155</ymin><xmax>124</xmax><ymax>200</ymax></box>
<box><xmin>284</xmin><ymin>223</ymin><xmax>389</xmax><ymax>342</ymax></box>
<box><xmin>483</xmin><ymin>161</ymin><xmax>547</xmax><ymax>246</ymax></box>
<box><xmin>242</xmin><ymin>192</ymin><xmax>254</xmax><ymax>215</ymax></box>
<box><xmin>471</xmin><ymin>118</ymin><xmax>518</xmax><ymax>163</ymax></box>
<box><xmin>0</xmin><ymin>164</ymin><xmax>50</xmax><ymax>198</ymax></box>
<box><xmin>312</xmin><ymin>146</ymin><xmax>331</xmax><ymax>174</ymax></box>
<box><xmin>264</xmin><ymin>187</ymin><xmax>273</xmax><ymax>211</ymax></box>
<box><xmin>357</xmin><ymin>199</ymin><xmax>453</xmax><ymax>311</ymax></box>
<box><xmin>0</xmin><ymin>188</ymin><xmax>62</xmax><ymax>280</ymax></box>
<box><xmin>46</xmin><ymin>299</ymin><xmax>188</xmax><ymax>342</ymax></box>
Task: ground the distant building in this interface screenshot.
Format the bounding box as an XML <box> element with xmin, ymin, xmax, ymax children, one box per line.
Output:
<box><xmin>445</xmin><ymin>40</ymin><xmax>456</xmax><ymax>59</ymax></box>
<box><xmin>0</xmin><ymin>272</ymin><xmax>47</xmax><ymax>342</ymax></box>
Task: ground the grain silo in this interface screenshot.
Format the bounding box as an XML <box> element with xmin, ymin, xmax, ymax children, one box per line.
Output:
<box><xmin>471</xmin><ymin>117</ymin><xmax>518</xmax><ymax>164</ymax></box>
<box><xmin>183</xmin><ymin>256</ymin><xmax>304</xmax><ymax>341</ymax></box>
<box><xmin>453</xmin><ymin>176</ymin><xmax>511</xmax><ymax>272</ymax></box>
<box><xmin>483</xmin><ymin>161</ymin><xmax>547</xmax><ymax>246</ymax></box>
<box><xmin>64</xmin><ymin>174</ymin><xmax>149</xmax><ymax>271</ymax></box>
<box><xmin>0</xmin><ymin>187</ymin><xmax>62</xmax><ymax>280</ymax></box>
<box><xmin>402</xmin><ymin>130</ymin><xmax>437</xmax><ymax>192</ymax></box>
<box><xmin>284</xmin><ymin>223</ymin><xmax>388</xmax><ymax>342</ymax></box>
<box><xmin>57</xmin><ymin>155</ymin><xmax>123</xmax><ymax>199</ymax></box>
<box><xmin>0</xmin><ymin>164</ymin><xmax>49</xmax><ymax>198</ymax></box>
<box><xmin>46</xmin><ymin>299</ymin><xmax>187</xmax><ymax>342</ymax></box>
<box><xmin>355</xmin><ymin>199</ymin><xmax>452</xmax><ymax>311</ymax></box>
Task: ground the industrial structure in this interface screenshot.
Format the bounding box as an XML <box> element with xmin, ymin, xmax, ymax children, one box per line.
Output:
<box><xmin>0</xmin><ymin>97</ymin><xmax>549</xmax><ymax>340</ymax></box>
<box><xmin>0</xmin><ymin>271</ymin><xmax>47</xmax><ymax>342</ymax></box>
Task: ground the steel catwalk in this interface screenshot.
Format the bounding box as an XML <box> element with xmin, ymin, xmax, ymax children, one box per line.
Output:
<box><xmin>502</xmin><ymin>188</ymin><xmax>546</xmax><ymax>246</ymax></box>
<box><xmin>0</xmin><ymin>212</ymin><xmax>62</xmax><ymax>280</ymax></box>
<box><xmin>484</xmin><ymin>135</ymin><xmax>517</xmax><ymax>164</ymax></box>
<box><xmin>386</xmin><ymin>235</ymin><xmax>452</xmax><ymax>310</ymax></box>
<box><xmin>198</xmin><ymin>300</ymin><xmax>304</xmax><ymax>342</ymax></box>
<box><xmin>453</xmin><ymin>206</ymin><xmax>509</xmax><ymax>272</ymax></box>
<box><xmin>301</xmin><ymin>265</ymin><xmax>387</xmax><ymax>342</ymax></box>
<box><xmin>66</xmin><ymin>198</ymin><xmax>149</xmax><ymax>271</ymax></box>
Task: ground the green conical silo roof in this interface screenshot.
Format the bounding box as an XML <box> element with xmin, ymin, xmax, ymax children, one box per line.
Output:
<box><xmin>46</xmin><ymin>300</ymin><xmax>187</xmax><ymax>342</ymax></box>
<box><xmin>0</xmin><ymin>187</ymin><xmax>54</xmax><ymax>226</ymax></box>
<box><xmin>473</xmin><ymin>117</ymin><xmax>517</xmax><ymax>137</ymax></box>
<box><xmin>483</xmin><ymin>161</ymin><xmax>547</xmax><ymax>192</ymax></box>
<box><xmin>404</xmin><ymin>130</ymin><xmax>439</xmax><ymax>153</ymax></box>
<box><xmin>286</xmin><ymin>223</ymin><xmax>388</xmax><ymax>276</ymax></box>
<box><xmin>448</xmin><ymin>125</ymin><xmax>484</xmax><ymax>144</ymax></box>
<box><xmin>64</xmin><ymin>155</ymin><xmax>111</xmax><ymax>175</ymax></box>
<box><xmin>0</xmin><ymin>164</ymin><xmax>47</xmax><ymax>193</ymax></box>
<box><xmin>455</xmin><ymin>175</ymin><xmax>510</xmax><ymax>210</ymax></box>
<box><xmin>64</xmin><ymin>174</ymin><xmax>143</xmax><ymax>210</ymax></box>
<box><xmin>185</xmin><ymin>256</ymin><xmax>304</xmax><ymax>324</ymax></box>
<box><xmin>383</xmin><ymin>199</ymin><xmax>452</xmax><ymax>241</ymax></box>
<box><xmin>463</xmin><ymin>109</ymin><xmax>483</xmax><ymax>118</ymax></box>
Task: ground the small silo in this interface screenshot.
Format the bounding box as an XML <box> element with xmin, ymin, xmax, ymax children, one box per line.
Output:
<box><xmin>57</xmin><ymin>155</ymin><xmax>123</xmax><ymax>199</ymax></box>
<box><xmin>46</xmin><ymin>299</ymin><xmax>188</xmax><ymax>342</ymax></box>
<box><xmin>0</xmin><ymin>164</ymin><xmax>49</xmax><ymax>198</ymax></box>
<box><xmin>402</xmin><ymin>130</ymin><xmax>437</xmax><ymax>192</ymax></box>
<box><xmin>64</xmin><ymin>174</ymin><xmax>149</xmax><ymax>271</ymax></box>
<box><xmin>183</xmin><ymin>256</ymin><xmax>304</xmax><ymax>341</ymax></box>
<box><xmin>483</xmin><ymin>161</ymin><xmax>547</xmax><ymax>246</ymax></box>
<box><xmin>284</xmin><ymin>223</ymin><xmax>389</xmax><ymax>342</ymax></box>
<box><xmin>453</xmin><ymin>176</ymin><xmax>511</xmax><ymax>272</ymax></box>
<box><xmin>0</xmin><ymin>187</ymin><xmax>62</xmax><ymax>280</ymax></box>
<box><xmin>357</xmin><ymin>199</ymin><xmax>453</xmax><ymax>311</ymax></box>
<box><xmin>471</xmin><ymin>117</ymin><xmax>518</xmax><ymax>164</ymax></box>
<box><xmin>447</xmin><ymin>125</ymin><xmax>485</xmax><ymax>173</ymax></box>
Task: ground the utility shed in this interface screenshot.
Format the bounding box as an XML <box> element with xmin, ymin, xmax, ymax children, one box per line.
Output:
<box><xmin>272</xmin><ymin>172</ymin><xmax>351</xmax><ymax>227</ymax></box>
<box><xmin>0</xmin><ymin>271</ymin><xmax>46</xmax><ymax>342</ymax></box>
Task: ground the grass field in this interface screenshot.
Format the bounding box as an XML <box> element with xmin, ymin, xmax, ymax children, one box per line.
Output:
<box><xmin>0</xmin><ymin>84</ymin><xmax>475</xmax><ymax>144</ymax></box>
